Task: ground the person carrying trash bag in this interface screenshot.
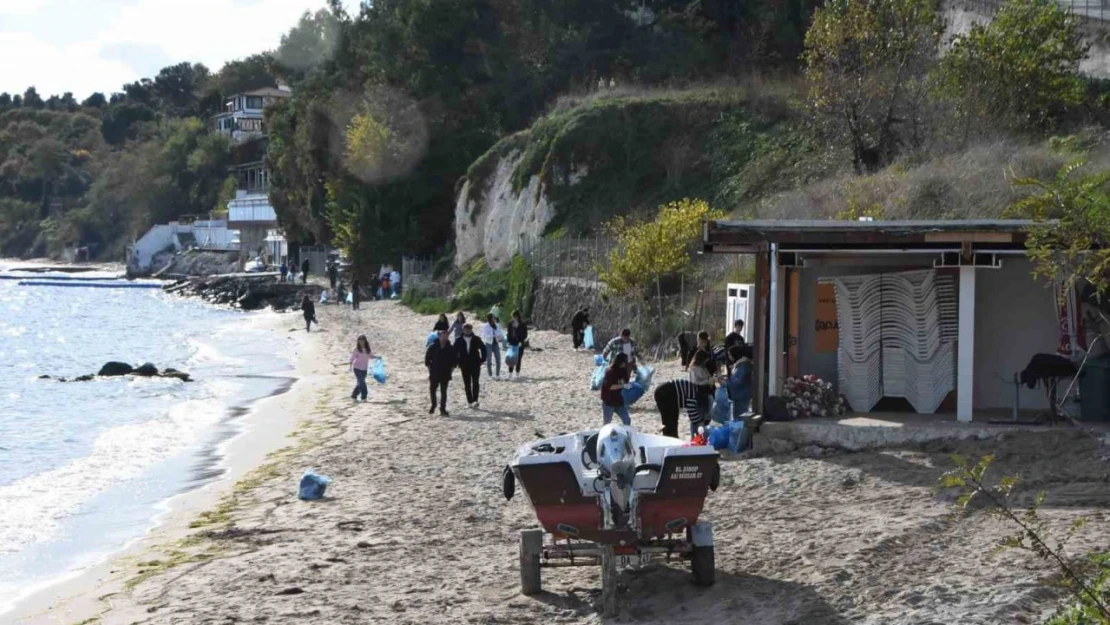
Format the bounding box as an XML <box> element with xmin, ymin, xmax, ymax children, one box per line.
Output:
<box><xmin>602</xmin><ymin>328</ymin><xmax>639</xmax><ymax>367</ymax></box>
<box><xmin>348</xmin><ymin>335</ymin><xmax>376</xmax><ymax>402</ymax></box>
<box><xmin>726</xmin><ymin>344</ymin><xmax>753</xmax><ymax>417</ymax></box>
<box><xmin>425</xmin><ymin>329</ymin><xmax>457</xmax><ymax>416</ymax></box>
<box><xmin>600</xmin><ymin>353</ymin><xmax>633</xmax><ymax>426</ymax></box>
<box><xmin>505</xmin><ymin>310</ymin><xmax>528</xmax><ymax>379</ymax></box>
<box><xmin>480</xmin><ymin>313</ymin><xmax>505</xmax><ymax>379</ymax></box>
<box><xmin>454</xmin><ymin>323</ymin><xmax>487</xmax><ymax>408</ymax></box>
<box><xmin>570</xmin><ymin>306</ymin><xmax>590</xmax><ymax>350</ymax></box>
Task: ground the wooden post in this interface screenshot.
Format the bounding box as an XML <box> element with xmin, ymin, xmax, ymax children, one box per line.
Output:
<box><xmin>752</xmin><ymin>245</ymin><xmax>770</xmax><ymax>413</ymax></box>
<box><xmin>600</xmin><ymin>545</ymin><xmax>618</xmax><ymax>617</ymax></box>
<box><xmin>787</xmin><ymin>267</ymin><xmax>801</xmax><ymax>378</ymax></box>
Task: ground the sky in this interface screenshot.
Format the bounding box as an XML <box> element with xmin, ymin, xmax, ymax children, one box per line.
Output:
<box><xmin>0</xmin><ymin>0</ymin><xmax>360</xmax><ymax>100</ymax></box>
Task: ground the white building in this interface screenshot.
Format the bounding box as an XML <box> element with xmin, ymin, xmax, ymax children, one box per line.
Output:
<box><xmin>214</xmin><ymin>86</ymin><xmax>291</xmax><ymax>266</ymax></box>
<box><xmin>130</xmin><ymin>218</ymin><xmax>239</xmax><ymax>273</ymax></box>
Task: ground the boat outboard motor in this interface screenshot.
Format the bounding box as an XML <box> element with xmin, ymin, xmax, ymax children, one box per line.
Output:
<box><xmin>596</xmin><ymin>424</ymin><xmax>636</xmax><ymax>525</ymax></box>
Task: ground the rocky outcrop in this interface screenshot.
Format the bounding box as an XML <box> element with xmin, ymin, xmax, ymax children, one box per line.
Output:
<box><xmin>98</xmin><ymin>362</ymin><xmax>133</xmax><ymax>376</ymax></box>
<box><xmin>164</xmin><ymin>275</ymin><xmax>323</xmax><ymax>311</ymax></box>
<box><xmin>152</xmin><ymin>249</ymin><xmax>241</xmax><ymax>278</ymax></box>
<box><xmin>42</xmin><ymin>362</ymin><xmax>192</xmax><ymax>382</ymax></box>
<box><xmin>455</xmin><ymin>150</ymin><xmax>562</xmax><ymax>270</ymax></box>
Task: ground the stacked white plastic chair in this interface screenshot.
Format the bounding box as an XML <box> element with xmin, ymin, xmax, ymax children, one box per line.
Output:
<box><xmin>832</xmin><ymin>275</ymin><xmax>885</xmax><ymax>412</ymax></box>
<box><xmin>830</xmin><ymin>270</ymin><xmax>957</xmax><ymax>414</ymax></box>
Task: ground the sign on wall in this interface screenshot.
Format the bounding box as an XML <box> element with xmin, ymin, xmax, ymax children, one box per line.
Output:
<box><xmin>815</xmin><ymin>283</ymin><xmax>839</xmax><ymax>353</ymax></box>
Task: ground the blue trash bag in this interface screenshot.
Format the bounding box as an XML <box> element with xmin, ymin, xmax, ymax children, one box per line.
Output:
<box><xmin>594</xmin><ymin>354</ymin><xmax>605</xmax><ymax>366</ymax></box>
<box><xmin>298</xmin><ymin>468</ymin><xmax>332</xmax><ymax>501</ymax></box>
<box><xmin>506</xmin><ymin>344</ymin><xmax>521</xmax><ymax>366</ymax></box>
<box><xmin>710</xmin><ymin>387</ymin><xmax>732</xmax><ymax>424</ymax></box>
<box><xmin>425</xmin><ymin>332</ymin><xmax>438</xmax><ymax>348</ymax></box>
<box><xmin>634</xmin><ymin>365</ymin><xmax>656</xmax><ymax>389</ymax></box>
<box><xmin>590</xmin><ymin>365</ymin><xmax>606</xmax><ymax>391</ymax></box>
<box><xmin>371</xmin><ymin>358</ymin><xmax>387</xmax><ymax>384</ymax></box>
<box><xmin>707</xmin><ymin>425</ymin><xmax>731</xmax><ymax>450</ymax></box>
<box><xmin>584</xmin><ymin>325</ymin><xmax>595</xmax><ymax>349</ymax></box>
<box><xmin>727</xmin><ymin>419</ymin><xmax>751</xmax><ymax>453</ymax></box>
<box><xmin>345</xmin><ymin>291</ymin><xmax>353</xmax><ymax>304</ymax></box>
<box><xmin>622</xmin><ymin>381</ymin><xmax>646</xmax><ymax>406</ymax></box>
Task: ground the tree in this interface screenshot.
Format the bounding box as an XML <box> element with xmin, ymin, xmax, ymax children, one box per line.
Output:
<box><xmin>0</xmin><ymin>93</ymin><xmax>10</xmax><ymax>109</ymax></box>
<box><xmin>804</xmin><ymin>0</ymin><xmax>941</xmax><ymax>172</ymax></box>
<box><xmin>600</xmin><ymin>197</ymin><xmax>726</xmax><ymax>343</ymax></box>
<box><xmin>935</xmin><ymin>0</ymin><xmax>1088</xmax><ymax>132</ymax></box>
<box><xmin>1011</xmin><ymin>162</ymin><xmax>1110</xmax><ymax>304</ymax></box>
<box><xmin>23</xmin><ymin>87</ymin><xmax>45</xmax><ymax>109</ymax></box>
<box><xmin>152</xmin><ymin>62</ymin><xmax>212</xmax><ymax>117</ymax></box>
<box><xmin>81</xmin><ymin>93</ymin><xmax>107</xmax><ymax>109</ymax></box>
<box><xmin>274</xmin><ymin>9</ymin><xmax>342</xmax><ymax>79</ymax></box>
<box><xmin>600</xmin><ymin>198</ymin><xmax>725</xmax><ymax>297</ymax></box>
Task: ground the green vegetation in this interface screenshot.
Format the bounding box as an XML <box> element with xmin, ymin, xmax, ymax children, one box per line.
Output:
<box><xmin>936</xmin><ymin>0</ymin><xmax>1089</xmax><ymax>132</ymax></box>
<box><xmin>1010</xmin><ymin>161</ymin><xmax>1110</xmax><ymax>298</ymax></box>
<box><xmin>464</xmin><ymin>85</ymin><xmax>833</xmax><ymax>235</ymax></box>
<box><xmin>265</xmin><ymin>0</ymin><xmax>819</xmax><ymax>274</ymax></box>
<box><xmin>942</xmin><ymin>455</ymin><xmax>1110</xmax><ymax>624</ymax></box>
<box><xmin>805</xmin><ymin>0</ymin><xmax>942</xmax><ymax>172</ymax></box>
<box><xmin>0</xmin><ymin>56</ymin><xmax>277</xmax><ymax>259</ymax></box>
<box><xmin>506</xmin><ymin>254</ymin><xmax>536</xmax><ymax>320</ymax></box>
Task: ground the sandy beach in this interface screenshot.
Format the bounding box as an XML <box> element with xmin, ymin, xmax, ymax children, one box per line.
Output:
<box><xmin>15</xmin><ymin>300</ymin><xmax>1109</xmax><ymax>625</ymax></box>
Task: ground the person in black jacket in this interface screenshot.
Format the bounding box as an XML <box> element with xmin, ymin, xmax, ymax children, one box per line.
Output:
<box><xmin>506</xmin><ymin>310</ymin><xmax>528</xmax><ymax>379</ymax></box>
<box><xmin>570</xmin><ymin>306</ymin><xmax>590</xmax><ymax>350</ymax></box>
<box><xmin>453</xmin><ymin>323</ymin><xmax>488</xmax><ymax>408</ymax></box>
<box><xmin>724</xmin><ymin>319</ymin><xmax>745</xmax><ymax>375</ymax></box>
<box><xmin>433</xmin><ymin>313</ymin><xmax>450</xmax><ymax>333</ymax></box>
<box><xmin>300</xmin><ymin>295</ymin><xmax>316</xmax><ymax>332</ymax></box>
<box><xmin>425</xmin><ymin>329</ymin><xmax>457</xmax><ymax>416</ymax></box>
<box><xmin>301</xmin><ymin>258</ymin><xmax>310</xmax><ymax>285</ymax></box>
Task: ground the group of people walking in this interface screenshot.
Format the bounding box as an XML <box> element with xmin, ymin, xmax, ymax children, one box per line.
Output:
<box><xmin>423</xmin><ymin>306</ymin><xmax>527</xmax><ymax>416</ymax></box>
<box><xmin>333</xmin><ymin>293</ymin><xmax>752</xmax><ymax>442</ymax></box>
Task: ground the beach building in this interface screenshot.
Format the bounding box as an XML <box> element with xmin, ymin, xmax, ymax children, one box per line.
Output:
<box><xmin>703</xmin><ymin>219</ymin><xmax>1101</xmax><ymax>423</ymax></box>
<box><xmin>215</xmin><ymin>86</ymin><xmax>292</xmax><ymax>266</ymax></box>
<box><xmin>129</xmin><ymin>216</ymin><xmax>240</xmax><ymax>273</ymax></box>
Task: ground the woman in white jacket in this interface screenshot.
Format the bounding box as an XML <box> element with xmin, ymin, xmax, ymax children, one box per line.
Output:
<box><xmin>480</xmin><ymin>313</ymin><xmax>505</xmax><ymax>379</ymax></box>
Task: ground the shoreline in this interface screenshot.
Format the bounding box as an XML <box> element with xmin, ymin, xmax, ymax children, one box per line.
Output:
<box><xmin>8</xmin><ymin>308</ymin><xmax>321</xmax><ymax>624</ymax></box>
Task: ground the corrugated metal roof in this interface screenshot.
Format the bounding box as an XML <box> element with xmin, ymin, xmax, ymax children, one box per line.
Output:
<box><xmin>709</xmin><ymin>219</ymin><xmax>1038</xmax><ymax>233</ymax></box>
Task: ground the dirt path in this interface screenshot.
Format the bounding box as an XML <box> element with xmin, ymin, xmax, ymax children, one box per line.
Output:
<box><xmin>100</xmin><ymin>300</ymin><xmax>1109</xmax><ymax>625</ymax></box>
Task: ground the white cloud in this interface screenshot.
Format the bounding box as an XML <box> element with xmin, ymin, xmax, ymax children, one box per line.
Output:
<box><xmin>1</xmin><ymin>0</ymin><xmax>361</xmax><ymax>99</ymax></box>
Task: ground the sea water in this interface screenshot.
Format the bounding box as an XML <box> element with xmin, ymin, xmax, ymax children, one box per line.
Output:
<box><xmin>0</xmin><ymin>265</ymin><xmax>294</xmax><ymax>614</ymax></box>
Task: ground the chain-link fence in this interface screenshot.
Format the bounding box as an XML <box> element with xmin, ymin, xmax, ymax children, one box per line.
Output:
<box><xmin>955</xmin><ymin>0</ymin><xmax>1110</xmax><ymax>21</ymax></box>
<box><xmin>521</xmin><ymin>233</ymin><xmax>616</xmax><ymax>280</ymax></box>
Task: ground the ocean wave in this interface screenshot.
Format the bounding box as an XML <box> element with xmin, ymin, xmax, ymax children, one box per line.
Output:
<box><xmin>0</xmin><ymin>399</ymin><xmax>224</xmax><ymax>555</ymax></box>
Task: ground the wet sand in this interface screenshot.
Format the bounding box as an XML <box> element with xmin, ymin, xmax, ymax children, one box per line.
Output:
<box><xmin>19</xmin><ymin>300</ymin><xmax>1110</xmax><ymax>624</ymax></box>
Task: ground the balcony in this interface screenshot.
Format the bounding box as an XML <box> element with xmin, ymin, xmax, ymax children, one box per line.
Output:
<box><xmin>227</xmin><ymin>195</ymin><xmax>277</xmax><ymax>225</ymax></box>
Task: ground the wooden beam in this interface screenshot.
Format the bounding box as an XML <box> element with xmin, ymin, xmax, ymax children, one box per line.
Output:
<box><xmin>924</xmin><ymin>232</ymin><xmax>1014</xmax><ymax>244</ymax></box>
<box><xmin>752</xmin><ymin>245</ymin><xmax>770</xmax><ymax>413</ymax></box>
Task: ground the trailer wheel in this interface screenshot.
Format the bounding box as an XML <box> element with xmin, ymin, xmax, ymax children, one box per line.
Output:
<box><xmin>520</xmin><ymin>529</ymin><xmax>543</xmax><ymax>595</ymax></box>
<box><xmin>691</xmin><ymin>546</ymin><xmax>715</xmax><ymax>586</ymax></box>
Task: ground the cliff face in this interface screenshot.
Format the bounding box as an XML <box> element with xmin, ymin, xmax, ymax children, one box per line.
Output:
<box><xmin>454</xmin><ymin>151</ymin><xmax>557</xmax><ymax>270</ymax></box>
<box><xmin>452</xmin><ymin>89</ymin><xmax>821</xmax><ymax>270</ymax></box>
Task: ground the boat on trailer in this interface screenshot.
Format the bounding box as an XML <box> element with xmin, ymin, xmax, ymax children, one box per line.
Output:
<box><xmin>502</xmin><ymin>422</ymin><xmax>751</xmax><ymax>614</ymax></box>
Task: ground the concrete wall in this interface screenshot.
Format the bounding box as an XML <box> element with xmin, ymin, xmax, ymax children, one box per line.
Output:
<box><xmin>792</xmin><ymin>256</ymin><xmax>1056</xmax><ymax>413</ymax></box>
<box><xmin>973</xmin><ymin>257</ymin><xmax>1058</xmax><ymax>410</ymax></box>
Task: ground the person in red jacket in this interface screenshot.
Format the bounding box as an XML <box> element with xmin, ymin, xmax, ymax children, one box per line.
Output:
<box><xmin>601</xmin><ymin>352</ymin><xmax>632</xmax><ymax>426</ymax></box>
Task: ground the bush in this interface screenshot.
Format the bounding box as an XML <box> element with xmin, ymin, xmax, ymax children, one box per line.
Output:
<box><xmin>507</xmin><ymin>254</ymin><xmax>535</xmax><ymax>319</ymax></box>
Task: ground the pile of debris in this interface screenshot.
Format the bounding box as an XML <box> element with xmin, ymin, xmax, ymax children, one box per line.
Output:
<box><xmin>163</xmin><ymin>274</ymin><xmax>322</xmax><ymax>311</ymax></box>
